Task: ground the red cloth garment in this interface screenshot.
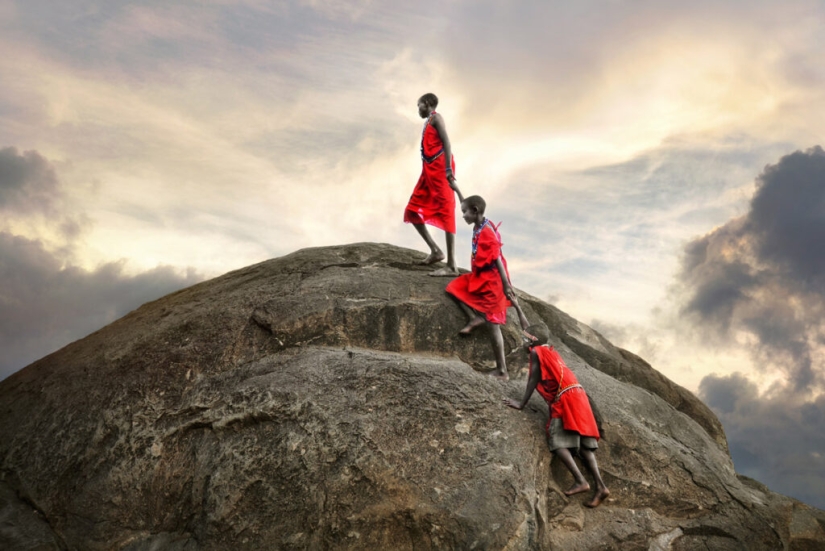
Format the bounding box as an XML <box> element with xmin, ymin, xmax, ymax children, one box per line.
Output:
<box><xmin>403</xmin><ymin>112</ymin><xmax>456</xmax><ymax>234</ymax></box>
<box><xmin>533</xmin><ymin>345</ymin><xmax>600</xmax><ymax>440</ymax></box>
<box><xmin>445</xmin><ymin>219</ymin><xmax>511</xmax><ymax>324</ymax></box>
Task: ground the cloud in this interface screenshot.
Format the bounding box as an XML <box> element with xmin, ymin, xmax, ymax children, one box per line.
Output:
<box><xmin>678</xmin><ymin>146</ymin><xmax>825</xmax><ymax>393</ymax></box>
<box><xmin>749</xmin><ymin>148</ymin><xmax>825</xmax><ymax>286</ymax></box>
<box><xmin>675</xmin><ymin>146</ymin><xmax>825</xmax><ymax>509</ymax></box>
<box><xmin>0</xmin><ymin>145</ymin><xmax>93</xmax><ymax>248</ymax></box>
<box><xmin>0</xmin><ymin>146</ymin><xmax>59</xmax><ymax>214</ymax></box>
<box><xmin>4</xmin><ymin>0</ymin><xmax>823</xmax><ymax>279</ymax></box>
<box><xmin>589</xmin><ymin>319</ymin><xmax>663</xmax><ymax>368</ymax></box>
<box><xmin>0</xmin><ymin>1</ymin><xmax>438</xmax><ymax>268</ymax></box>
<box><xmin>432</xmin><ymin>0</ymin><xmax>823</xmax><ymax>143</ymax></box>
<box><xmin>0</xmin><ymin>147</ymin><xmax>203</xmax><ymax>380</ymax></box>
<box><xmin>0</xmin><ymin>231</ymin><xmax>201</xmax><ymax>380</ymax></box>
<box><xmin>485</xmin><ymin>138</ymin><xmax>788</xmax><ymax>331</ymax></box>
<box><xmin>699</xmin><ymin>373</ymin><xmax>825</xmax><ymax>509</ymax></box>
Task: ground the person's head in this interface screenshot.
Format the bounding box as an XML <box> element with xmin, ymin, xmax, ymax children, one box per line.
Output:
<box><xmin>418</xmin><ymin>93</ymin><xmax>439</xmax><ymax>118</ymax></box>
<box><xmin>461</xmin><ymin>195</ymin><xmax>486</xmax><ymax>225</ymax></box>
<box><xmin>522</xmin><ymin>323</ymin><xmax>550</xmax><ymax>350</ymax></box>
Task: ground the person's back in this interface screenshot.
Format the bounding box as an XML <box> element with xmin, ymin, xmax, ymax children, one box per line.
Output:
<box><xmin>420</xmin><ymin>115</ymin><xmax>445</xmax><ymax>165</ymax></box>
<box><xmin>533</xmin><ymin>345</ymin><xmax>600</xmax><ymax>440</ymax></box>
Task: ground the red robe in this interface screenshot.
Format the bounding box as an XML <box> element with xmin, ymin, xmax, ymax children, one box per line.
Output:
<box><xmin>404</xmin><ymin>112</ymin><xmax>456</xmax><ymax>234</ymax></box>
<box><xmin>533</xmin><ymin>345</ymin><xmax>600</xmax><ymax>440</ymax></box>
<box><xmin>445</xmin><ymin>220</ymin><xmax>511</xmax><ymax>324</ymax></box>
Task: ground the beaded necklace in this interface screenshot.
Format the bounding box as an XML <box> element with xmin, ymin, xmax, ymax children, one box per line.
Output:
<box><xmin>471</xmin><ymin>218</ymin><xmax>492</xmax><ymax>259</ymax></box>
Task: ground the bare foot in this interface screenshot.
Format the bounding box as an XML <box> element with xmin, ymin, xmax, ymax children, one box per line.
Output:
<box><xmin>585</xmin><ymin>487</ymin><xmax>610</xmax><ymax>508</ymax></box>
<box><xmin>488</xmin><ymin>369</ymin><xmax>509</xmax><ymax>382</ymax></box>
<box><xmin>417</xmin><ymin>251</ymin><xmax>445</xmax><ymax>265</ymax></box>
<box><xmin>459</xmin><ymin>316</ymin><xmax>486</xmax><ymax>334</ymax></box>
<box><xmin>563</xmin><ymin>481</ymin><xmax>591</xmax><ymax>496</ymax></box>
<box><xmin>429</xmin><ymin>267</ymin><xmax>459</xmax><ymax>277</ymax></box>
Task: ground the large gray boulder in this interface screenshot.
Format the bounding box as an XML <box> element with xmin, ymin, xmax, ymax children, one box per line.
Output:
<box><xmin>1</xmin><ymin>243</ymin><xmax>823</xmax><ymax>550</ymax></box>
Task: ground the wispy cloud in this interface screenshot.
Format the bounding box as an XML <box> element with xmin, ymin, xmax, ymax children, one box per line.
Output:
<box><xmin>0</xmin><ymin>147</ymin><xmax>202</xmax><ymax>379</ymax></box>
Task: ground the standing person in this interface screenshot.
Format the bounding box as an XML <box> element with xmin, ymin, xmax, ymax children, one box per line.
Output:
<box><xmin>504</xmin><ymin>317</ymin><xmax>610</xmax><ymax>508</ymax></box>
<box><xmin>404</xmin><ymin>93</ymin><xmax>463</xmax><ymax>276</ymax></box>
<box><xmin>445</xmin><ymin>195</ymin><xmax>513</xmax><ymax>380</ymax></box>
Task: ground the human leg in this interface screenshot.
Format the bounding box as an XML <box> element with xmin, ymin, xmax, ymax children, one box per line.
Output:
<box><xmin>445</xmin><ymin>231</ymin><xmax>457</xmax><ymax>271</ymax></box>
<box><xmin>553</xmin><ymin>447</ymin><xmax>590</xmax><ymax>495</ymax></box>
<box><xmin>487</xmin><ymin>322</ymin><xmax>508</xmax><ymax>380</ymax></box>
<box><xmin>413</xmin><ymin>223</ymin><xmax>444</xmax><ymax>264</ymax></box>
<box><xmin>579</xmin><ymin>448</ymin><xmax>610</xmax><ymax>507</ymax></box>
<box><xmin>548</xmin><ymin>419</ymin><xmax>591</xmax><ymax>495</ymax></box>
<box><xmin>454</xmin><ymin>301</ymin><xmax>485</xmax><ymax>334</ymax></box>
<box><xmin>429</xmin><ymin>232</ymin><xmax>459</xmax><ymax>276</ymax></box>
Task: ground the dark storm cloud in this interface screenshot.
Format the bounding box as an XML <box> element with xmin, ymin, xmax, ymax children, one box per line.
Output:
<box><xmin>749</xmin><ymin>147</ymin><xmax>825</xmax><ymax>287</ymax></box>
<box><xmin>699</xmin><ymin>374</ymin><xmax>825</xmax><ymax>509</ymax></box>
<box><xmin>678</xmin><ymin>147</ymin><xmax>825</xmax><ymax>510</ymax></box>
<box><xmin>678</xmin><ymin>146</ymin><xmax>825</xmax><ymax>391</ymax></box>
<box><xmin>0</xmin><ymin>146</ymin><xmax>89</xmax><ymax>241</ymax></box>
<box><xmin>679</xmin><ymin>220</ymin><xmax>760</xmax><ymax>335</ymax></box>
<box><xmin>0</xmin><ymin>147</ymin><xmax>203</xmax><ymax>380</ymax></box>
<box><xmin>0</xmin><ymin>231</ymin><xmax>202</xmax><ymax>380</ymax></box>
<box><xmin>0</xmin><ymin>146</ymin><xmax>60</xmax><ymax>214</ymax></box>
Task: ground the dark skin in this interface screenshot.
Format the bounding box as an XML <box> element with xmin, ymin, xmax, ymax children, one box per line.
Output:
<box><xmin>452</xmin><ymin>201</ymin><xmax>515</xmax><ymax>380</ymax></box>
<box><xmin>503</xmin><ymin>320</ymin><xmax>610</xmax><ymax>508</ymax></box>
<box><xmin>414</xmin><ymin>98</ymin><xmax>464</xmax><ymax>277</ymax></box>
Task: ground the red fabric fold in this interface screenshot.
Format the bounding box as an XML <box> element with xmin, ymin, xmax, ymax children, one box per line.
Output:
<box><xmin>404</xmin><ymin>119</ymin><xmax>456</xmax><ymax>234</ymax></box>
<box><xmin>446</xmin><ymin>221</ymin><xmax>511</xmax><ymax>323</ymax></box>
<box><xmin>534</xmin><ymin>346</ymin><xmax>600</xmax><ymax>440</ymax></box>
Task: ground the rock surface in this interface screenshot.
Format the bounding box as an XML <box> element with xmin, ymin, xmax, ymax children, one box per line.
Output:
<box><xmin>1</xmin><ymin>242</ymin><xmax>823</xmax><ymax>550</ymax></box>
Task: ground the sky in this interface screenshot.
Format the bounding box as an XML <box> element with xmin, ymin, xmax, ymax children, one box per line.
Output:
<box><xmin>1</xmin><ymin>0</ymin><xmax>824</xmax><ymax>509</ymax></box>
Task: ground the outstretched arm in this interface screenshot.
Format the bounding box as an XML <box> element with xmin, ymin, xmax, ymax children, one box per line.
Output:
<box><xmin>504</xmin><ymin>349</ymin><xmax>541</xmax><ymax>410</ymax></box>
<box><xmin>431</xmin><ymin>113</ymin><xmax>463</xmax><ymax>202</ymax></box>
<box><xmin>512</xmin><ymin>299</ymin><xmax>530</xmax><ymax>331</ymax></box>
<box><xmin>496</xmin><ymin>258</ymin><xmax>529</xmax><ymax>329</ymax></box>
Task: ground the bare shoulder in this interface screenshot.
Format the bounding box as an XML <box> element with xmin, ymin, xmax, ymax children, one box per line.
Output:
<box><xmin>528</xmin><ymin>348</ymin><xmax>542</xmax><ymax>381</ymax></box>
<box><xmin>431</xmin><ymin>112</ymin><xmax>446</xmax><ymax>128</ymax></box>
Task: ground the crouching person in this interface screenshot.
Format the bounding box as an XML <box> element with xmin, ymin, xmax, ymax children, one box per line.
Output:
<box><xmin>504</xmin><ymin>322</ymin><xmax>610</xmax><ymax>507</ymax></box>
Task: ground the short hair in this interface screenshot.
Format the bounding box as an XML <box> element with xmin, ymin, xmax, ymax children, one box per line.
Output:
<box><xmin>419</xmin><ymin>93</ymin><xmax>439</xmax><ymax>108</ymax></box>
<box><xmin>462</xmin><ymin>195</ymin><xmax>486</xmax><ymax>215</ymax></box>
<box><xmin>525</xmin><ymin>323</ymin><xmax>550</xmax><ymax>345</ymax></box>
